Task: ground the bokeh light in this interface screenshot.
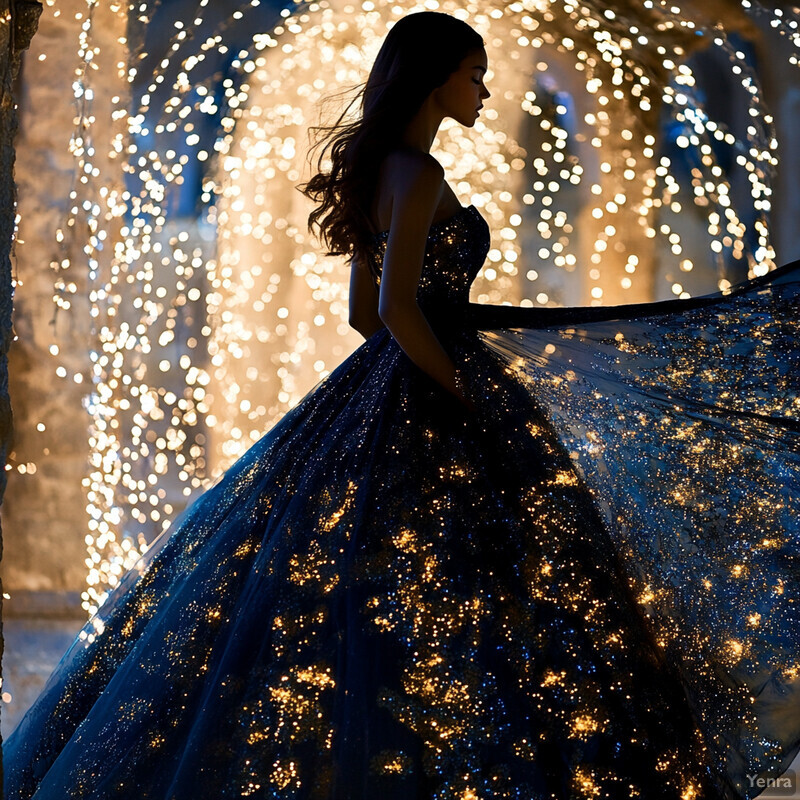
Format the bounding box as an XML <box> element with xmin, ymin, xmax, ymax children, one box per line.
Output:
<box><xmin>26</xmin><ymin>0</ymin><xmax>800</xmax><ymax>613</ymax></box>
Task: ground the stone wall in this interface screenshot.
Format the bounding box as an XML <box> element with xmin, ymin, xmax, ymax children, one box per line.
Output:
<box><xmin>1</xmin><ymin>0</ymin><xmax>126</xmax><ymax>601</ymax></box>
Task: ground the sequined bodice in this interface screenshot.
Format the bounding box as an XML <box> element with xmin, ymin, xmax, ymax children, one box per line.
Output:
<box><xmin>365</xmin><ymin>205</ymin><xmax>490</xmax><ymax>313</ymax></box>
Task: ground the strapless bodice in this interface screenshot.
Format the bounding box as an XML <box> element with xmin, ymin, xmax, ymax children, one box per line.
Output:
<box><xmin>364</xmin><ymin>205</ymin><xmax>490</xmax><ymax>314</ymax></box>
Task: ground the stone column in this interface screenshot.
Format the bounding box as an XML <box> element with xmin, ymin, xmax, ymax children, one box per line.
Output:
<box><xmin>0</xmin><ymin>0</ymin><xmax>44</xmax><ymax>758</ymax></box>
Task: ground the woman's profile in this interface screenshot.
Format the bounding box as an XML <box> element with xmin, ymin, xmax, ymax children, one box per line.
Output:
<box><xmin>5</xmin><ymin>11</ymin><xmax>800</xmax><ymax>800</ymax></box>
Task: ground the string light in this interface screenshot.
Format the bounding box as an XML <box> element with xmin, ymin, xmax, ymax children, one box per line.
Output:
<box><xmin>24</xmin><ymin>0</ymin><xmax>800</xmax><ymax>612</ymax></box>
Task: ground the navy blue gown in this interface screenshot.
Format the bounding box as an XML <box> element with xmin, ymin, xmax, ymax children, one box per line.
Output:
<box><xmin>5</xmin><ymin>205</ymin><xmax>800</xmax><ymax>799</ymax></box>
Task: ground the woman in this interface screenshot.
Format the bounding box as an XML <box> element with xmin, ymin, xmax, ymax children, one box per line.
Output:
<box><xmin>5</xmin><ymin>11</ymin><xmax>800</xmax><ymax>800</ymax></box>
<box><xmin>302</xmin><ymin>12</ymin><xmax>489</xmax><ymax>410</ymax></box>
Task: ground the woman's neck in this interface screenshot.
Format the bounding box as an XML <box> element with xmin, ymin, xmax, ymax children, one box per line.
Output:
<box><xmin>401</xmin><ymin>97</ymin><xmax>443</xmax><ymax>153</ymax></box>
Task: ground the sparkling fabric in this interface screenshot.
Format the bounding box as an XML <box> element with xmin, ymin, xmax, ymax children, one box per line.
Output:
<box><xmin>5</xmin><ymin>204</ymin><xmax>800</xmax><ymax>800</ymax></box>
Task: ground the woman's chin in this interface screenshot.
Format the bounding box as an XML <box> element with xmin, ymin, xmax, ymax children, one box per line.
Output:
<box><xmin>449</xmin><ymin>112</ymin><xmax>479</xmax><ymax>128</ymax></box>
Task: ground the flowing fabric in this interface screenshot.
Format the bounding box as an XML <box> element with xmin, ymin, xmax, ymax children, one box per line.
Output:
<box><xmin>5</xmin><ymin>204</ymin><xmax>799</xmax><ymax>800</ymax></box>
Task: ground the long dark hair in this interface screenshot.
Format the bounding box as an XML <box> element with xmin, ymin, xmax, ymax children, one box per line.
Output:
<box><xmin>300</xmin><ymin>12</ymin><xmax>484</xmax><ymax>260</ymax></box>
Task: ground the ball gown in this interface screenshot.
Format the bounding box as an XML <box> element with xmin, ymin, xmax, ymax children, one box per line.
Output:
<box><xmin>4</xmin><ymin>203</ymin><xmax>800</xmax><ymax>800</ymax></box>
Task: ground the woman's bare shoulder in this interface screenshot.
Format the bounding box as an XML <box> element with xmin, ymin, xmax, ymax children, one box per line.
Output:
<box><xmin>382</xmin><ymin>149</ymin><xmax>444</xmax><ymax>191</ymax></box>
<box><xmin>373</xmin><ymin>150</ymin><xmax>445</xmax><ymax>230</ymax></box>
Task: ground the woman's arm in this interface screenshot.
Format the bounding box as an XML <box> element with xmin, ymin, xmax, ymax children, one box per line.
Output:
<box><xmin>348</xmin><ymin>251</ymin><xmax>385</xmax><ymax>340</ymax></box>
<box><xmin>376</xmin><ymin>152</ymin><xmax>472</xmax><ymax>409</ymax></box>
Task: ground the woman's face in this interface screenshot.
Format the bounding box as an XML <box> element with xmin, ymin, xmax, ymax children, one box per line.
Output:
<box><xmin>432</xmin><ymin>47</ymin><xmax>490</xmax><ymax>127</ymax></box>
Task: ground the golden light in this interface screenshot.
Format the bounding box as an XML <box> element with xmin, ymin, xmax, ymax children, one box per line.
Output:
<box><xmin>28</xmin><ymin>0</ymin><xmax>799</xmax><ymax>610</ymax></box>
